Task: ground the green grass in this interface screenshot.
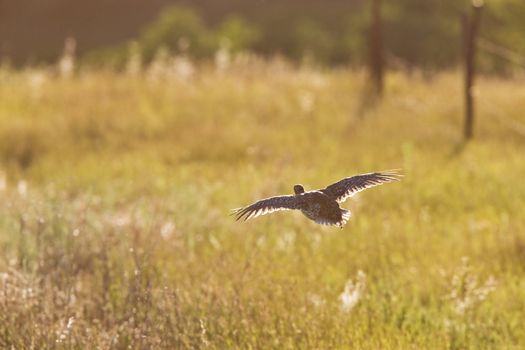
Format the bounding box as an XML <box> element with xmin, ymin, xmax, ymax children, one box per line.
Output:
<box><xmin>0</xmin><ymin>61</ymin><xmax>525</xmax><ymax>349</ymax></box>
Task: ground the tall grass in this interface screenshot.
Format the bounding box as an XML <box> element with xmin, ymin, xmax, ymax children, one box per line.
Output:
<box><xmin>0</xmin><ymin>59</ymin><xmax>524</xmax><ymax>349</ymax></box>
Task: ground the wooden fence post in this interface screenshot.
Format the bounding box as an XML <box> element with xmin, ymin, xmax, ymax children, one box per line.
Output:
<box><xmin>369</xmin><ymin>0</ymin><xmax>384</xmax><ymax>96</ymax></box>
<box><xmin>462</xmin><ymin>1</ymin><xmax>483</xmax><ymax>140</ymax></box>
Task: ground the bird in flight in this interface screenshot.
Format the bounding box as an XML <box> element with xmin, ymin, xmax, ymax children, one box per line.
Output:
<box><xmin>233</xmin><ymin>170</ymin><xmax>401</xmax><ymax>228</ymax></box>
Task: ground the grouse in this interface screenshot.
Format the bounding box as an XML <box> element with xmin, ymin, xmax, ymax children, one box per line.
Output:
<box><xmin>233</xmin><ymin>170</ymin><xmax>401</xmax><ymax>228</ymax></box>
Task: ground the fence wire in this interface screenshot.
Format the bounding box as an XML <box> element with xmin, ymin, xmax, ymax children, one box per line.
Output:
<box><xmin>478</xmin><ymin>38</ymin><xmax>525</xmax><ymax>70</ymax></box>
<box><xmin>475</xmin><ymin>38</ymin><xmax>525</xmax><ymax>138</ymax></box>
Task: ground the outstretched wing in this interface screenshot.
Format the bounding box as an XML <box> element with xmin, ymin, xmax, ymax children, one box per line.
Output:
<box><xmin>232</xmin><ymin>195</ymin><xmax>302</xmax><ymax>221</ymax></box>
<box><xmin>321</xmin><ymin>170</ymin><xmax>401</xmax><ymax>203</ymax></box>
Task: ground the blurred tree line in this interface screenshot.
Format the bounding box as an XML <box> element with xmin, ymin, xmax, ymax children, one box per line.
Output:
<box><xmin>1</xmin><ymin>0</ymin><xmax>525</xmax><ymax>73</ymax></box>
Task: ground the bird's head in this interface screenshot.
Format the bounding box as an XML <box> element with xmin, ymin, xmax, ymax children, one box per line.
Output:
<box><xmin>293</xmin><ymin>184</ymin><xmax>305</xmax><ymax>195</ymax></box>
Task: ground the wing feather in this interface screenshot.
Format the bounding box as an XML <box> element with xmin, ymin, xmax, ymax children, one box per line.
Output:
<box><xmin>321</xmin><ymin>170</ymin><xmax>401</xmax><ymax>203</ymax></box>
<box><xmin>232</xmin><ymin>195</ymin><xmax>302</xmax><ymax>221</ymax></box>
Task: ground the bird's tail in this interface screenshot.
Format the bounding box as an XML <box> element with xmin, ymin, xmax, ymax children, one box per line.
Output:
<box><xmin>340</xmin><ymin>209</ymin><xmax>351</xmax><ymax>226</ymax></box>
<box><xmin>341</xmin><ymin>209</ymin><xmax>351</xmax><ymax>220</ymax></box>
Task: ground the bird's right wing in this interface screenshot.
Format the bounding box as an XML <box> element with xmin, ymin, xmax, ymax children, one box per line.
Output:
<box><xmin>232</xmin><ymin>195</ymin><xmax>302</xmax><ymax>221</ymax></box>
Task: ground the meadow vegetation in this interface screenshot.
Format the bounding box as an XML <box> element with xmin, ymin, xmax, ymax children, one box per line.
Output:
<box><xmin>0</xmin><ymin>58</ymin><xmax>525</xmax><ymax>348</ymax></box>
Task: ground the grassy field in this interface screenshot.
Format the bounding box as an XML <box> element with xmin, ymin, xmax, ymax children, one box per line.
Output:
<box><xmin>0</xmin><ymin>59</ymin><xmax>525</xmax><ymax>349</ymax></box>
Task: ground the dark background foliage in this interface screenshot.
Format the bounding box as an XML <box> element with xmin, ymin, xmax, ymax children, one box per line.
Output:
<box><xmin>1</xmin><ymin>0</ymin><xmax>524</xmax><ymax>71</ymax></box>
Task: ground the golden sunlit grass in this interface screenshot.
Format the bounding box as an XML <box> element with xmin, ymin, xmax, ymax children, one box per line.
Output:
<box><xmin>0</xmin><ymin>58</ymin><xmax>525</xmax><ymax>349</ymax></box>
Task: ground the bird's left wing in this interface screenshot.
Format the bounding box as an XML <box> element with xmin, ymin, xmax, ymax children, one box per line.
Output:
<box><xmin>232</xmin><ymin>195</ymin><xmax>302</xmax><ymax>221</ymax></box>
<box><xmin>321</xmin><ymin>170</ymin><xmax>401</xmax><ymax>204</ymax></box>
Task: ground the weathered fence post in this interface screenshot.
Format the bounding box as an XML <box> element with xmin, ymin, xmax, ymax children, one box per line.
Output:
<box><xmin>369</xmin><ymin>0</ymin><xmax>384</xmax><ymax>97</ymax></box>
<box><xmin>462</xmin><ymin>1</ymin><xmax>483</xmax><ymax>140</ymax></box>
